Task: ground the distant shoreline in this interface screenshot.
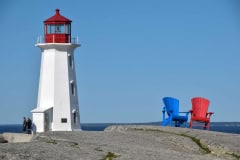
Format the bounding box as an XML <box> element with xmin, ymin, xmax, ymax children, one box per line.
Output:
<box><xmin>1</xmin><ymin>122</ymin><xmax>240</xmax><ymax>134</ymax></box>
<box><xmin>1</xmin><ymin>121</ymin><xmax>240</xmax><ymax>125</ymax></box>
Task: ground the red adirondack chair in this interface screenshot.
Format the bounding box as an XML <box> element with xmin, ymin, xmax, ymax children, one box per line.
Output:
<box><xmin>189</xmin><ymin>97</ymin><xmax>214</xmax><ymax>130</ymax></box>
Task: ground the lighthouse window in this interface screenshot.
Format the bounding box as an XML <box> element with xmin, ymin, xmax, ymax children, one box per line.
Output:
<box><xmin>46</xmin><ymin>24</ymin><xmax>65</xmax><ymax>34</ymax></box>
<box><xmin>73</xmin><ymin>112</ymin><xmax>76</xmax><ymax>124</ymax></box>
<box><xmin>71</xmin><ymin>82</ymin><xmax>75</xmax><ymax>95</ymax></box>
<box><xmin>55</xmin><ymin>24</ymin><xmax>64</xmax><ymax>33</ymax></box>
<box><xmin>47</xmin><ymin>25</ymin><xmax>55</xmax><ymax>34</ymax></box>
<box><xmin>65</xmin><ymin>24</ymin><xmax>71</xmax><ymax>34</ymax></box>
<box><xmin>68</xmin><ymin>55</ymin><xmax>73</xmax><ymax>68</ymax></box>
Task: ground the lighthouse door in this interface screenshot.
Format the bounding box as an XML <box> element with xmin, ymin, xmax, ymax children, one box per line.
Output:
<box><xmin>44</xmin><ymin>109</ymin><xmax>53</xmax><ymax>131</ymax></box>
<box><xmin>44</xmin><ymin>112</ymin><xmax>49</xmax><ymax>131</ymax></box>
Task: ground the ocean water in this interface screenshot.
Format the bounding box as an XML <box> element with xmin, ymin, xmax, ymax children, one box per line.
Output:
<box><xmin>0</xmin><ymin>122</ymin><xmax>239</xmax><ymax>134</ymax></box>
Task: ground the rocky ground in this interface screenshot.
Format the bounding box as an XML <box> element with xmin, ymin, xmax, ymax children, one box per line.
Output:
<box><xmin>0</xmin><ymin>125</ymin><xmax>239</xmax><ymax>160</ymax></box>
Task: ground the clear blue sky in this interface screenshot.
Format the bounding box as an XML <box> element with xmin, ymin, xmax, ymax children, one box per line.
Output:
<box><xmin>0</xmin><ymin>0</ymin><xmax>240</xmax><ymax>124</ymax></box>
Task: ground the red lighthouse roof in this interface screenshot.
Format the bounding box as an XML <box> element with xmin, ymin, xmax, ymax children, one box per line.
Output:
<box><xmin>43</xmin><ymin>9</ymin><xmax>72</xmax><ymax>43</ymax></box>
<box><xmin>44</xmin><ymin>9</ymin><xmax>71</xmax><ymax>24</ymax></box>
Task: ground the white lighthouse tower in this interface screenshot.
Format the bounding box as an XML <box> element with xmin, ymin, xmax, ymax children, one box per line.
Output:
<box><xmin>32</xmin><ymin>9</ymin><xmax>81</xmax><ymax>132</ymax></box>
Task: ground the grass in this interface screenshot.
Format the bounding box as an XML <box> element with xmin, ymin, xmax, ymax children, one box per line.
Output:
<box><xmin>46</xmin><ymin>139</ymin><xmax>57</xmax><ymax>144</ymax></box>
<box><xmin>226</xmin><ymin>152</ymin><xmax>240</xmax><ymax>160</ymax></box>
<box><xmin>70</xmin><ymin>142</ymin><xmax>80</xmax><ymax>148</ymax></box>
<box><xmin>42</xmin><ymin>137</ymin><xmax>79</xmax><ymax>148</ymax></box>
<box><xmin>132</xmin><ymin>127</ymin><xmax>240</xmax><ymax>159</ymax></box>
<box><xmin>100</xmin><ymin>152</ymin><xmax>120</xmax><ymax>160</ymax></box>
<box><xmin>132</xmin><ymin>128</ymin><xmax>211</xmax><ymax>153</ymax></box>
<box><xmin>179</xmin><ymin>133</ymin><xmax>211</xmax><ymax>153</ymax></box>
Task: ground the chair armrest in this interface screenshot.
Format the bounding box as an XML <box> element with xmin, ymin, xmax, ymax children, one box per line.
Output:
<box><xmin>207</xmin><ymin>112</ymin><xmax>214</xmax><ymax>115</ymax></box>
<box><xmin>189</xmin><ymin>110</ymin><xmax>193</xmax><ymax>115</ymax></box>
<box><xmin>206</xmin><ymin>112</ymin><xmax>214</xmax><ymax>118</ymax></box>
<box><xmin>179</xmin><ymin>111</ymin><xmax>190</xmax><ymax>116</ymax></box>
<box><xmin>162</xmin><ymin>107</ymin><xmax>166</xmax><ymax>113</ymax></box>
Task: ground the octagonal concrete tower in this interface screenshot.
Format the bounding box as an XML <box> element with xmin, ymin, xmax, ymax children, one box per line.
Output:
<box><xmin>32</xmin><ymin>9</ymin><xmax>81</xmax><ymax>132</ymax></box>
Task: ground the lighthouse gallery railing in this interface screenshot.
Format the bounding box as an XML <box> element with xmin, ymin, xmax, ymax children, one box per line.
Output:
<box><xmin>37</xmin><ymin>35</ymin><xmax>79</xmax><ymax>44</ymax></box>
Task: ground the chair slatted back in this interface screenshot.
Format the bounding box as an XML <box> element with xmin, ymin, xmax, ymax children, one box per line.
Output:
<box><xmin>163</xmin><ymin>97</ymin><xmax>179</xmax><ymax>116</ymax></box>
<box><xmin>191</xmin><ymin>97</ymin><xmax>210</xmax><ymax>118</ymax></box>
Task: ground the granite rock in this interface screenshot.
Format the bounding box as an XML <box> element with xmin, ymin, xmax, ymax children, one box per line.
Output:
<box><xmin>0</xmin><ymin>125</ymin><xmax>239</xmax><ymax>160</ymax></box>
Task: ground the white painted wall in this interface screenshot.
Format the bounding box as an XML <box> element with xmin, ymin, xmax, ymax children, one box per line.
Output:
<box><xmin>37</xmin><ymin>49</ymin><xmax>55</xmax><ymax>108</ymax></box>
<box><xmin>32</xmin><ymin>43</ymin><xmax>81</xmax><ymax>132</ymax></box>
<box><xmin>68</xmin><ymin>52</ymin><xmax>81</xmax><ymax>130</ymax></box>
<box><xmin>32</xmin><ymin>112</ymin><xmax>44</xmax><ymax>132</ymax></box>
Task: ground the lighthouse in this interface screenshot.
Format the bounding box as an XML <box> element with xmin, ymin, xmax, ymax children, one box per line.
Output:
<box><xmin>32</xmin><ymin>9</ymin><xmax>81</xmax><ymax>132</ymax></box>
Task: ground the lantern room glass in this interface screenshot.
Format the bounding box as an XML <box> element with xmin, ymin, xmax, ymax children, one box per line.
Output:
<box><xmin>45</xmin><ymin>24</ymin><xmax>71</xmax><ymax>34</ymax></box>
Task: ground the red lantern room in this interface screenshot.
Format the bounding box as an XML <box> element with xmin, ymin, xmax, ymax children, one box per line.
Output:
<box><xmin>44</xmin><ymin>9</ymin><xmax>72</xmax><ymax>43</ymax></box>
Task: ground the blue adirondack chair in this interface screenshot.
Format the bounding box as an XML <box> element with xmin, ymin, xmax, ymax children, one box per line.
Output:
<box><xmin>162</xmin><ymin>97</ymin><xmax>189</xmax><ymax>127</ymax></box>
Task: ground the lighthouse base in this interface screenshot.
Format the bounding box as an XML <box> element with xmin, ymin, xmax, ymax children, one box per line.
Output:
<box><xmin>31</xmin><ymin>107</ymin><xmax>53</xmax><ymax>133</ymax></box>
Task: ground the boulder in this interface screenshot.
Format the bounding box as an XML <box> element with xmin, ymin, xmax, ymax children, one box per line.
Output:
<box><xmin>0</xmin><ymin>134</ymin><xmax>8</xmax><ymax>143</ymax></box>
